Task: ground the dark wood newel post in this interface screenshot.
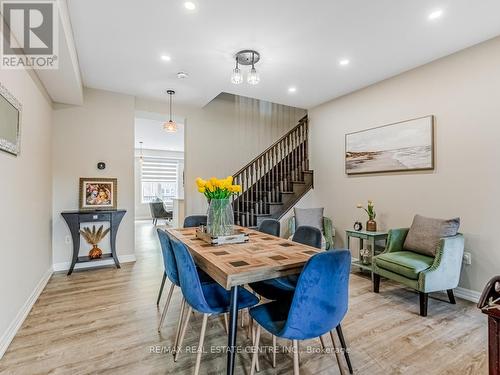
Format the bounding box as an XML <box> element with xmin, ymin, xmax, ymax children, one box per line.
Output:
<box><xmin>478</xmin><ymin>276</ymin><xmax>500</xmax><ymax>375</ymax></box>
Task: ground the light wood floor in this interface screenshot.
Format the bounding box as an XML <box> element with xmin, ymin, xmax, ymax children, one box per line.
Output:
<box><xmin>0</xmin><ymin>220</ymin><xmax>487</xmax><ymax>375</ymax></box>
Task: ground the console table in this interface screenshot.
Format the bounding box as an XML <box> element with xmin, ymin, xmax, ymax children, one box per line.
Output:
<box><xmin>61</xmin><ymin>210</ymin><xmax>126</xmax><ymax>275</ymax></box>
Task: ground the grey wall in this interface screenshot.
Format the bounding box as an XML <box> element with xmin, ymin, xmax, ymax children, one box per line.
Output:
<box><xmin>136</xmin><ymin>93</ymin><xmax>306</xmax><ymax>215</ymax></box>
<box><xmin>52</xmin><ymin>88</ymin><xmax>135</xmax><ymax>268</ymax></box>
<box><xmin>309</xmin><ymin>35</ymin><xmax>500</xmax><ymax>294</ymax></box>
<box><xmin>0</xmin><ymin>61</ymin><xmax>53</xmax><ymax>355</ymax></box>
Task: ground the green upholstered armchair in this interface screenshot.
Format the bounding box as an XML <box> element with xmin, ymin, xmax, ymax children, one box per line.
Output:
<box><xmin>287</xmin><ymin>216</ymin><xmax>335</xmax><ymax>250</ymax></box>
<box><xmin>373</xmin><ymin>228</ymin><xmax>464</xmax><ymax>316</ymax></box>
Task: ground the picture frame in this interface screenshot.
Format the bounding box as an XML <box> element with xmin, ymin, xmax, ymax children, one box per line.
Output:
<box><xmin>345</xmin><ymin>115</ymin><xmax>434</xmax><ymax>175</ymax></box>
<box><xmin>0</xmin><ymin>82</ymin><xmax>22</xmax><ymax>156</ymax></box>
<box><xmin>79</xmin><ymin>178</ymin><xmax>117</xmax><ymax>210</ymax></box>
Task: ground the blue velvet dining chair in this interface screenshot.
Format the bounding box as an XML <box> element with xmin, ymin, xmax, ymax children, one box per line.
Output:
<box><xmin>156</xmin><ymin>214</ymin><xmax>208</xmax><ymax>306</ymax></box>
<box><xmin>156</xmin><ymin>229</ymin><xmax>213</xmax><ymax>334</ymax></box>
<box><xmin>170</xmin><ymin>235</ymin><xmax>260</xmax><ymax>375</ymax></box>
<box><xmin>249</xmin><ymin>226</ymin><xmax>322</xmax><ymax>301</ymax></box>
<box><xmin>258</xmin><ymin>219</ymin><xmax>280</xmax><ymax>237</ymax></box>
<box><xmin>183</xmin><ymin>215</ymin><xmax>207</xmax><ymax>228</ymax></box>
<box><xmin>249</xmin><ymin>250</ymin><xmax>352</xmax><ymax>375</ymax></box>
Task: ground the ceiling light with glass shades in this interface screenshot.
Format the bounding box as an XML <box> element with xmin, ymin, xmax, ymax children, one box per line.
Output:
<box><xmin>163</xmin><ymin>89</ymin><xmax>177</xmax><ymax>133</ymax></box>
<box><xmin>231</xmin><ymin>50</ymin><xmax>261</xmax><ymax>85</ymax></box>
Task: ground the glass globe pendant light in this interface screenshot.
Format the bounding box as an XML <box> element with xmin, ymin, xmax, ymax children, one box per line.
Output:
<box><xmin>163</xmin><ymin>90</ymin><xmax>177</xmax><ymax>133</ymax></box>
<box><xmin>231</xmin><ymin>57</ymin><xmax>243</xmax><ymax>84</ymax></box>
<box><xmin>247</xmin><ymin>52</ymin><xmax>260</xmax><ymax>85</ymax></box>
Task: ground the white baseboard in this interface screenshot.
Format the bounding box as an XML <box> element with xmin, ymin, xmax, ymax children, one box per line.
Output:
<box><xmin>454</xmin><ymin>286</ymin><xmax>481</xmax><ymax>303</ymax></box>
<box><xmin>52</xmin><ymin>254</ymin><xmax>136</xmax><ymax>272</ymax></box>
<box><xmin>0</xmin><ymin>266</ymin><xmax>53</xmax><ymax>360</ymax></box>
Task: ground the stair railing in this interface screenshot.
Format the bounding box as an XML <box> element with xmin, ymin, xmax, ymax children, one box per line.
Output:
<box><xmin>232</xmin><ymin>116</ymin><xmax>308</xmax><ymax>226</ymax></box>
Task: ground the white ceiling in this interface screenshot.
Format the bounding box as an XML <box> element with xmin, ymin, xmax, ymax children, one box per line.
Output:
<box><xmin>67</xmin><ymin>0</ymin><xmax>500</xmax><ymax>109</ymax></box>
<box><xmin>135</xmin><ymin>114</ymin><xmax>184</xmax><ymax>152</ymax></box>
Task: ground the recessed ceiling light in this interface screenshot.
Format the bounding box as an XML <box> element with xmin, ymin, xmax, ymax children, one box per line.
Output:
<box><xmin>184</xmin><ymin>2</ymin><xmax>196</xmax><ymax>10</ymax></box>
<box><xmin>177</xmin><ymin>71</ymin><xmax>189</xmax><ymax>79</ymax></box>
<box><xmin>288</xmin><ymin>87</ymin><xmax>297</xmax><ymax>93</ymax></box>
<box><xmin>428</xmin><ymin>9</ymin><xmax>443</xmax><ymax>20</ymax></box>
<box><xmin>161</xmin><ymin>55</ymin><xmax>171</xmax><ymax>61</ymax></box>
<box><xmin>339</xmin><ymin>59</ymin><xmax>350</xmax><ymax>66</ymax></box>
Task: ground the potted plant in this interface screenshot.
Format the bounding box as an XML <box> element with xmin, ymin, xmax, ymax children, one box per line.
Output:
<box><xmin>79</xmin><ymin>225</ymin><xmax>110</xmax><ymax>259</ymax></box>
<box><xmin>357</xmin><ymin>200</ymin><xmax>377</xmax><ymax>232</ymax></box>
<box><xmin>196</xmin><ymin>176</ymin><xmax>241</xmax><ymax>236</ymax></box>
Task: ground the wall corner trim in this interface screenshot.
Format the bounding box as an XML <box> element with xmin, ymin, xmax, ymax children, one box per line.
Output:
<box><xmin>52</xmin><ymin>254</ymin><xmax>136</xmax><ymax>272</ymax></box>
<box><xmin>454</xmin><ymin>286</ymin><xmax>481</xmax><ymax>303</ymax></box>
<box><xmin>0</xmin><ymin>266</ymin><xmax>53</xmax><ymax>360</ymax></box>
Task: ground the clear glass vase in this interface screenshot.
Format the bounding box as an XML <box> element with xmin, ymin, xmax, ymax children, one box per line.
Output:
<box><xmin>207</xmin><ymin>198</ymin><xmax>234</xmax><ymax>237</ymax></box>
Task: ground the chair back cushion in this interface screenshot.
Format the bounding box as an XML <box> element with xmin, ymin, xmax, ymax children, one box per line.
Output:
<box><xmin>403</xmin><ymin>215</ymin><xmax>460</xmax><ymax>257</ymax></box>
<box><xmin>292</xmin><ymin>225</ymin><xmax>322</xmax><ymax>249</ymax></box>
<box><xmin>156</xmin><ymin>229</ymin><xmax>180</xmax><ymax>285</ymax></box>
<box><xmin>294</xmin><ymin>207</ymin><xmax>324</xmax><ymax>232</ymax></box>
<box><xmin>282</xmin><ymin>250</ymin><xmax>351</xmax><ymax>339</ymax></box>
<box><xmin>183</xmin><ymin>215</ymin><xmax>207</xmax><ymax>228</ymax></box>
<box><xmin>258</xmin><ymin>219</ymin><xmax>280</xmax><ymax>237</ymax></box>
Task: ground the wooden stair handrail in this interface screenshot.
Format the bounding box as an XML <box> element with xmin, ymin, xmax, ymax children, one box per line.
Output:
<box><xmin>232</xmin><ymin>115</ymin><xmax>307</xmax><ymax>178</ymax></box>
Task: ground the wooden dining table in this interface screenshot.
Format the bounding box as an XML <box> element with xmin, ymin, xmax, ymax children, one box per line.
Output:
<box><xmin>166</xmin><ymin>225</ymin><xmax>322</xmax><ymax>375</ymax></box>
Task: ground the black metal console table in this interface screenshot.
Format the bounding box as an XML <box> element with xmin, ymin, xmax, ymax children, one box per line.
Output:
<box><xmin>61</xmin><ymin>210</ymin><xmax>126</xmax><ymax>275</ymax></box>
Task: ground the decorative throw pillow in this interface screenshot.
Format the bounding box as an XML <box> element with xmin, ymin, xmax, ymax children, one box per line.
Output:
<box><xmin>403</xmin><ymin>214</ymin><xmax>460</xmax><ymax>257</ymax></box>
<box><xmin>294</xmin><ymin>207</ymin><xmax>324</xmax><ymax>232</ymax></box>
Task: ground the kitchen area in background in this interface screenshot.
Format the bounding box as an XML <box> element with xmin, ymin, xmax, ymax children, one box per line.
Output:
<box><xmin>134</xmin><ymin>110</ymin><xmax>185</xmax><ymax>228</ymax></box>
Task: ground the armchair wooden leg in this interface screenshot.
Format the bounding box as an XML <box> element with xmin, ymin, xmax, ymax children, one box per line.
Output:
<box><xmin>419</xmin><ymin>292</ymin><xmax>428</xmax><ymax>317</ymax></box>
<box><xmin>447</xmin><ymin>289</ymin><xmax>456</xmax><ymax>304</ymax></box>
<box><xmin>373</xmin><ymin>273</ymin><xmax>380</xmax><ymax>293</ymax></box>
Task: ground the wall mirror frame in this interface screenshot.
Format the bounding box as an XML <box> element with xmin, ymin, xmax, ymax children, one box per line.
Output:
<box><xmin>0</xmin><ymin>82</ymin><xmax>22</xmax><ymax>156</ymax></box>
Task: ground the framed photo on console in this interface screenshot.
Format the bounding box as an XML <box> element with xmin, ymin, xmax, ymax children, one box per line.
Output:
<box><xmin>79</xmin><ymin>177</ymin><xmax>117</xmax><ymax>210</ymax></box>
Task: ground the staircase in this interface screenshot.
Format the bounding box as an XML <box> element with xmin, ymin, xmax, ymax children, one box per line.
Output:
<box><xmin>232</xmin><ymin>116</ymin><xmax>313</xmax><ymax>227</ymax></box>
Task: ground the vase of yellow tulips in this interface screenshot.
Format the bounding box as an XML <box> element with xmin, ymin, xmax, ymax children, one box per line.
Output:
<box><xmin>196</xmin><ymin>176</ymin><xmax>242</xmax><ymax>236</ymax></box>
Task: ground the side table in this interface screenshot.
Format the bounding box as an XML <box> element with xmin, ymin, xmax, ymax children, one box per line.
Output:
<box><xmin>346</xmin><ymin>229</ymin><xmax>388</xmax><ymax>274</ymax></box>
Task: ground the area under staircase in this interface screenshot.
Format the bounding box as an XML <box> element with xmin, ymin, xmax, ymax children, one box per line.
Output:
<box><xmin>232</xmin><ymin>116</ymin><xmax>313</xmax><ymax>227</ymax></box>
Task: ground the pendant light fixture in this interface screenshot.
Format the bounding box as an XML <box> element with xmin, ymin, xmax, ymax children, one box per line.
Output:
<box><xmin>139</xmin><ymin>141</ymin><xmax>144</xmax><ymax>164</ymax></box>
<box><xmin>230</xmin><ymin>50</ymin><xmax>260</xmax><ymax>85</ymax></box>
<box><xmin>163</xmin><ymin>90</ymin><xmax>177</xmax><ymax>133</ymax></box>
<box><xmin>230</xmin><ymin>57</ymin><xmax>243</xmax><ymax>84</ymax></box>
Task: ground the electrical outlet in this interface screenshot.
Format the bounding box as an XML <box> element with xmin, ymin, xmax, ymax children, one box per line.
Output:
<box><xmin>463</xmin><ymin>252</ymin><xmax>472</xmax><ymax>265</ymax></box>
<box><xmin>65</xmin><ymin>235</ymin><xmax>71</xmax><ymax>244</ymax></box>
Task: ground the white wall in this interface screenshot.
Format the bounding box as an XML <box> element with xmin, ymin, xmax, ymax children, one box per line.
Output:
<box><xmin>136</xmin><ymin>93</ymin><xmax>307</xmax><ymax>215</ymax></box>
<box><xmin>52</xmin><ymin>88</ymin><xmax>135</xmax><ymax>269</ymax></box>
<box><xmin>0</xmin><ymin>66</ymin><xmax>53</xmax><ymax>356</ymax></box>
<box><xmin>309</xmin><ymin>35</ymin><xmax>500</xmax><ymax>294</ymax></box>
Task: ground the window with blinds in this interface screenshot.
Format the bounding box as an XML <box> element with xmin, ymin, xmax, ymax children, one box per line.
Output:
<box><xmin>140</xmin><ymin>157</ymin><xmax>179</xmax><ymax>208</ymax></box>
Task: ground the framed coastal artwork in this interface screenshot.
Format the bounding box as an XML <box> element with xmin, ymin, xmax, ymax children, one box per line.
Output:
<box><xmin>79</xmin><ymin>178</ymin><xmax>117</xmax><ymax>210</ymax></box>
<box><xmin>345</xmin><ymin>115</ymin><xmax>434</xmax><ymax>175</ymax></box>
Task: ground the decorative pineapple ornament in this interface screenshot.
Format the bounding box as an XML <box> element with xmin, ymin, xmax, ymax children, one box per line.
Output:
<box><xmin>79</xmin><ymin>225</ymin><xmax>110</xmax><ymax>259</ymax></box>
